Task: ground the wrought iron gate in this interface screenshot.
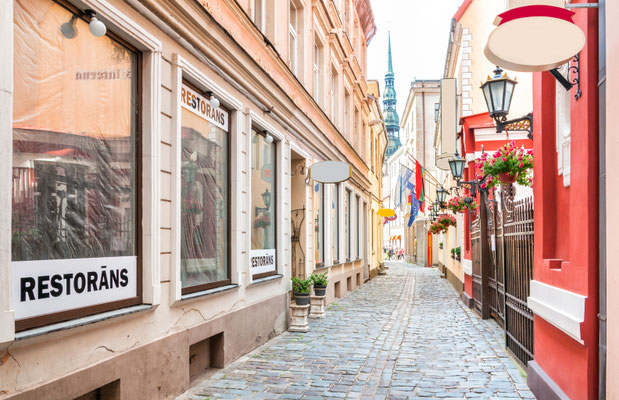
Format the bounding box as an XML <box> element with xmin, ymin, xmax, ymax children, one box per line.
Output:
<box><xmin>470</xmin><ymin>186</ymin><xmax>534</xmax><ymax>368</ymax></box>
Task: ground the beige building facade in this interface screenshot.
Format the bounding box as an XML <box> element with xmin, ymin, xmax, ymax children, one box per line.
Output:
<box><xmin>0</xmin><ymin>0</ymin><xmax>384</xmax><ymax>398</ymax></box>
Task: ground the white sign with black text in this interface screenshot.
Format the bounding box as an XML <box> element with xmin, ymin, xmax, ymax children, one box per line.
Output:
<box><xmin>12</xmin><ymin>256</ymin><xmax>137</xmax><ymax>320</ymax></box>
<box><xmin>250</xmin><ymin>249</ymin><xmax>276</xmax><ymax>276</ymax></box>
<box><xmin>180</xmin><ymin>83</ymin><xmax>229</xmax><ymax>131</ymax></box>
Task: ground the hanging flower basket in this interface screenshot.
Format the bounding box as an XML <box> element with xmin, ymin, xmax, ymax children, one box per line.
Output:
<box><xmin>447</xmin><ymin>196</ymin><xmax>477</xmax><ymax>214</ymax></box>
<box><xmin>429</xmin><ymin>221</ymin><xmax>447</xmax><ymax>235</ymax></box>
<box><xmin>498</xmin><ymin>172</ymin><xmax>518</xmax><ymax>184</ymax></box>
<box><xmin>476</xmin><ymin>141</ymin><xmax>533</xmax><ymax>190</ymax></box>
<box><xmin>437</xmin><ymin>214</ymin><xmax>457</xmax><ymax>228</ymax></box>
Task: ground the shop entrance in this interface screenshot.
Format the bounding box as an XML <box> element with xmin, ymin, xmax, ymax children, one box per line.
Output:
<box><xmin>290</xmin><ymin>150</ymin><xmax>307</xmax><ymax>279</ymax></box>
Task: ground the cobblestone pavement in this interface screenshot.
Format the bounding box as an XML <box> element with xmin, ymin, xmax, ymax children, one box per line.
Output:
<box><xmin>178</xmin><ymin>262</ymin><xmax>535</xmax><ymax>399</ymax></box>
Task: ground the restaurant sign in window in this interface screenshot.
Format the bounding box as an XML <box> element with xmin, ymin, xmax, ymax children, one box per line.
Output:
<box><xmin>250</xmin><ymin>131</ymin><xmax>276</xmax><ymax>278</ymax></box>
<box><xmin>180</xmin><ymin>83</ymin><xmax>229</xmax><ymax>293</ymax></box>
<box><xmin>11</xmin><ymin>0</ymin><xmax>139</xmax><ymax>329</ymax></box>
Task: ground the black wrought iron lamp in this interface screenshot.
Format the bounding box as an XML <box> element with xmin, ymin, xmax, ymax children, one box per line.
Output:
<box><xmin>481</xmin><ymin>67</ymin><xmax>533</xmax><ymax>139</ymax></box>
<box><xmin>436</xmin><ymin>187</ymin><xmax>448</xmax><ymax>208</ymax></box>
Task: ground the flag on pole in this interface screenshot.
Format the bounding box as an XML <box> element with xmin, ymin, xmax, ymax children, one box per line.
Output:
<box><xmin>397</xmin><ymin>165</ymin><xmax>414</xmax><ymax>210</ymax></box>
<box><xmin>408</xmin><ymin>193</ymin><xmax>420</xmax><ymax>227</ymax></box>
<box><xmin>415</xmin><ymin>160</ymin><xmax>425</xmax><ymax>212</ymax></box>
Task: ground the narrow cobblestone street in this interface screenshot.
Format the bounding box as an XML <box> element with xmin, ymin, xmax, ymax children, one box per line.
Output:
<box><xmin>178</xmin><ymin>262</ymin><xmax>535</xmax><ymax>400</ymax></box>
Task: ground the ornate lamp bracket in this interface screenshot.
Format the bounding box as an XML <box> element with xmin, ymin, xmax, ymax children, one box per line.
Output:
<box><xmin>495</xmin><ymin>113</ymin><xmax>534</xmax><ymax>140</ymax></box>
<box><xmin>549</xmin><ymin>54</ymin><xmax>582</xmax><ymax>100</ymax></box>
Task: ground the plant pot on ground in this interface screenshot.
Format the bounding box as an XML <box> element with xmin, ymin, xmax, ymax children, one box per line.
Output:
<box><xmin>310</xmin><ymin>272</ymin><xmax>328</xmax><ymax>296</ymax></box>
<box><xmin>291</xmin><ymin>277</ymin><xmax>312</xmax><ymax>305</ymax></box>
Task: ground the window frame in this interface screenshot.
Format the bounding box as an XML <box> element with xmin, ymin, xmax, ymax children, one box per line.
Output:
<box><xmin>289</xmin><ymin>1</ymin><xmax>298</xmax><ymax>75</ymax></box>
<box><xmin>356</xmin><ymin>194</ymin><xmax>361</xmax><ymax>260</ymax></box>
<box><xmin>345</xmin><ymin>188</ymin><xmax>352</xmax><ymax>261</ymax></box>
<box><xmin>330</xmin><ymin>183</ymin><xmax>340</xmax><ymax>264</ymax></box>
<box><xmin>179</xmin><ymin>80</ymin><xmax>232</xmax><ymax>295</ymax></box>
<box><xmin>250</xmin><ymin>129</ymin><xmax>279</xmax><ymax>280</ymax></box>
<box><xmin>315</xmin><ymin>182</ymin><xmax>325</xmax><ymax>268</ymax></box>
<box><xmin>12</xmin><ymin>0</ymin><xmax>147</xmax><ymax>332</ymax></box>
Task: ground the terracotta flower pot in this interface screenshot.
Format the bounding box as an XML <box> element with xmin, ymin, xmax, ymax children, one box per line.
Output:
<box><xmin>497</xmin><ymin>172</ymin><xmax>518</xmax><ymax>184</ymax></box>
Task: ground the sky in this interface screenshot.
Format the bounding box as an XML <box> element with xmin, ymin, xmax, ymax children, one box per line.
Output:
<box><xmin>366</xmin><ymin>0</ymin><xmax>465</xmax><ymax>117</ymax></box>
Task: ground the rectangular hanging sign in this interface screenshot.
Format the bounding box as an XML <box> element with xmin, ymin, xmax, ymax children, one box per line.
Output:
<box><xmin>250</xmin><ymin>249</ymin><xmax>276</xmax><ymax>276</ymax></box>
<box><xmin>180</xmin><ymin>83</ymin><xmax>229</xmax><ymax>131</ymax></box>
<box><xmin>12</xmin><ymin>256</ymin><xmax>137</xmax><ymax>320</ymax></box>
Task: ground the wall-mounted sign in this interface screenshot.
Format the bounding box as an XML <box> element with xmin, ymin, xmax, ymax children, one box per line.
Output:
<box><xmin>377</xmin><ymin>208</ymin><xmax>395</xmax><ymax>217</ymax></box>
<box><xmin>310</xmin><ymin>161</ymin><xmax>351</xmax><ymax>183</ymax></box>
<box><xmin>436</xmin><ymin>78</ymin><xmax>457</xmax><ymax>171</ymax></box>
<box><xmin>181</xmin><ymin>84</ymin><xmax>229</xmax><ymax>130</ymax></box>
<box><xmin>250</xmin><ymin>249</ymin><xmax>276</xmax><ymax>276</ymax></box>
<box><xmin>485</xmin><ymin>1</ymin><xmax>585</xmax><ymax>72</ymax></box>
<box><xmin>12</xmin><ymin>256</ymin><xmax>137</xmax><ymax>320</ymax></box>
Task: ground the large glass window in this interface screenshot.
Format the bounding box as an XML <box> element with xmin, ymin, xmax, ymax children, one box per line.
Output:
<box><xmin>180</xmin><ymin>82</ymin><xmax>229</xmax><ymax>292</ymax></box>
<box><xmin>12</xmin><ymin>0</ymin><xmax>139</xmax><ymax>329</ymax></box>
<box><xmin>315</xmin><ymin>183</ymin><xmax>324</xmax><ymax>266</ymax></box>
<box><xmin>330</xmin><ymin>185</ymin><xmax>339</xmax><ymax>263</ymax></box>
<box><xmin>345</xmin><ymin>189</ymin><xmax>351</xmax><ymax>260</ymax></box>
<box><xmin>251</xmin><ymin>130</ymin><xmax>277</xmax><ymax>278</ymax></box>
<box><xmin>356</xmin><ymin>195</ymin><xmax>361</xmax><ymax>259</ymax></box>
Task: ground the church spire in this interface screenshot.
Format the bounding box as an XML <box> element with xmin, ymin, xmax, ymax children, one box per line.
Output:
<box><xmin>383</xmin><ymin>32</ymin><xmax>401</xmax><ymax>160</ymax></box>
<box><xmin>387</xmin><ymin>31</ymin><xmax>393</xmax><ymax>76</ymax></box>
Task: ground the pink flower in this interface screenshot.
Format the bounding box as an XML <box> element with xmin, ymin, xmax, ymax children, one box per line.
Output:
<box><xmin>502</xmin><ymin>157</ymin><xmax>507</xmax><ymax>162</ymax></box>
<box><xmin>480</xmin><ymin>183</ymin><xmax>487</xmax><ymax>189</ymax></box>
<box><xmin>527</xmin><ymin>150</ymin><xmax>533</xmax><ymax>155</ymax></box>
<box><xmin>519</xmin><ymin>162</ymin><xmax>524</xmax><ymax>168</ymax></box>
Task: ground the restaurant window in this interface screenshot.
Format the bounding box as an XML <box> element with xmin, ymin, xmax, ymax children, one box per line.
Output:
<box><xmin>330</xmin><ymin>184</ymin><xmax>340</xmax><ymax>264</ymax></box>
<box><xmin>180</xmin><ymin>82</ymin><xmax>229</xmax><ymax>293</ymax></box>
<box><xmin>315</xmin><ymin>182</ymin><xmax>324</xmax><ymax>266</ymax></box>
<box><xmin>251</xmin><ymin>130</ymin><xmax>277</xmax><ymax>279</ymax></box>
<box><xmin>12</xmin><ymin>0</ymin><xmax>140</xmax><ymax>330</ymax></box>
<box><xmin>345</xmin><ymin>189</ymin><xmax>351</xmax><ymax>260</ymax></box>
<box><xmin>356</xmin><ymin>195</ymin><xmax>361</xmax><ymax>259</ymax></box>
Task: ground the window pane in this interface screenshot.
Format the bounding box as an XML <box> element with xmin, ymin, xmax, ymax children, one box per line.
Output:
<box><xmin>13</xmin><ymin>0</ymin><xmax>138</xmax><ymax>262</ymax></box>
<box><xmin>180</xmin><ymin>96</ymin><xmax>228</xmax><ymax>289</ymax></box>
<box><xmin>315</xmin><ymin>183</ymin><xmax>323</xmax><ymax>264</ymax></box>
<box><xmin>331</xmin><ymin>185</ymin><xmax>339</xmax><ymax>262</ymax></box>
<box><xmin>251</xmin><ymin>132</ymin><xmax>276</xmax><ymax>251</ymax></box>
<box><xmin>345</xmin><ymin>190</ymin><xmax>350</xmax><ymax>259</ymax></box>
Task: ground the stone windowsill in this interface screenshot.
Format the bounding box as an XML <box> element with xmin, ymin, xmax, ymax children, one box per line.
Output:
<box><xmin>15</xmin><ymin>304</ymin><xmax>154</xmax><ymax>341</ymax></box>
<box><xmin>181</xmin><ymin>284</ymin><xmax>239</xmax><ymax>301</ymax></box>
<box><xmin>250</xmin><ymin>274</ymin><xmax>283</xmax><ymax>286</ymax></box>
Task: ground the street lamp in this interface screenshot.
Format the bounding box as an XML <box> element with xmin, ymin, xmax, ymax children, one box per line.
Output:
<box><xmin>481</xmin><ymin>67</ymin><xmax>533</xmax><ymax>139</ymax></box>
<box><xmin>436</xmin><ymin>187</ymin><xmax>448</xmax><ymax>204</ymax></box>
<box><xmin>262</xmin><ymin>188</ymin><xmax>271</xmax><ymax>209</ymax></box>
<box><xmin>448</xmin><ymin>151</ymin><xmax>466</xmax><ymax>182</ymax></box>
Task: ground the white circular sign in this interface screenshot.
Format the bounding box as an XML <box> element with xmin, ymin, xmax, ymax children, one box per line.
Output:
<box><xmin>310</xmin><ymin>161</ymin><xmax>351</xmax><ymax>183</ymax></box>
<box><xmin>485</xmin><ymin>6</ymin><xmax>586</xmax><ymax>72</ymax></box>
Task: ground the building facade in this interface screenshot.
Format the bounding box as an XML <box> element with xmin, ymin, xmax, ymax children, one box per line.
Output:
<box><xmin>0</xmin><ymin>0</ymin><xmax>384</xmax><ymax>398</ymax></box>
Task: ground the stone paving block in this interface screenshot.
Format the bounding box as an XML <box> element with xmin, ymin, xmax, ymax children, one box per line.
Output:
<box><xmin>177</xmin><ymin>263</ymin><xmax>533</xmax><ymax>400</ymax></box>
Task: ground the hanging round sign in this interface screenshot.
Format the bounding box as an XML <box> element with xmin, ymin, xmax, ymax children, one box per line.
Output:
<box><xmin>309</xmin><ymin>161</ymin><xmax>351</xmax><ymax>183</ymax></box>
<box><xmin>485</xmin><ymin>2</ymin><xmax>586</xmax><ymax>72</ymax></box>
<box><xmin>377</xmin><ymin>208</ymin><xmax>395</xmax><ymax>218</ymax></box>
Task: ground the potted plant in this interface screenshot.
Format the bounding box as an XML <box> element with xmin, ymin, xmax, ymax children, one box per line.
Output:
<box><xmin>455</xmin><ymin>246</ymin><xmax>461</xmax><ymax>261</ymax></box>
<box><xmin>291</xmin><ymin>277</ymin><xmax>312</xmax><ymax>305</ymax></box>
<box><xmin>439</xmin><ymin>242</ymin><xmax>443</xmax><ymax>249</ymax></box>
<box><xmin>476</xmin><ymin>141</ymin><xmax>533</xmax><ymax>189</ymax></box>
<box><xmin>450</xmin><ymin>248</ymin><xmax>456</xmax><ymax>259</ymax></box>
<box><xmin>310</xmin><ymin>272</ymin><xmax>328</xmax><ymax>296</ymax></box>
<box><xmin>429</xmin><ymin>221</ymin><xmax>446</xmax><ymax>235</ymax></box>
<box><xmin>447</xmin><ymin>196</ymin><xmax>477</xmax><ymax>214</ymax></box>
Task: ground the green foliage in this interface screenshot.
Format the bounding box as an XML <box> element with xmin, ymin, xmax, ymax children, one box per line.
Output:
<box><xmin>476</xmin><ymin>141</ymin><xmax>533</xmax><ymax>189</ymax></box>
<box><xmin>309</xmin><ymin>272</ymin><xmax>328</xmax><ymax>286</ymax></box>
<box><xmin>291</xmin><ymin>277</ymin><xmax>312</xmax><ymax>294</ymax></box>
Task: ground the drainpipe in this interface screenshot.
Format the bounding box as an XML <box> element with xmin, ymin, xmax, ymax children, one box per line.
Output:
<box><xmin>598</xmin><ymin>0</ymin><xmax>607</xmax><ymax>397</ymax></box>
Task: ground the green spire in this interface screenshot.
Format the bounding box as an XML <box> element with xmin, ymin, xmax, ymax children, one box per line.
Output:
<box><xmin>387</xmin><ymin>31</ymin><xmax>393</xmax><ymax>76</ymax></box>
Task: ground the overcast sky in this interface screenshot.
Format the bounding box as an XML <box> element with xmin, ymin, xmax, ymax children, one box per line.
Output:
<box><xmin>366</xmin><ymin>0</ymin><xmax>464</xmax><ymax>117</ymax></box>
